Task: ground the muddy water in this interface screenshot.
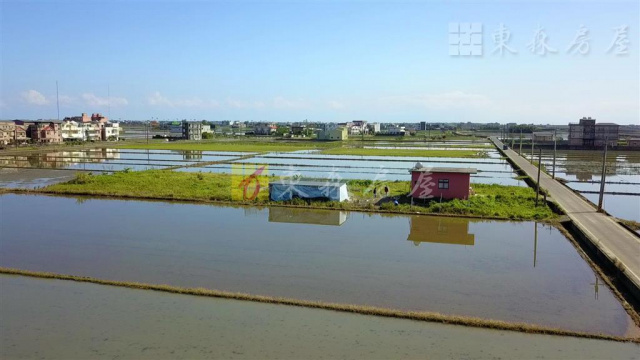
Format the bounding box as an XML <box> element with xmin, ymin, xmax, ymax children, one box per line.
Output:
<box><xmin>1</xmin><ymin>194</ymin><xmax>635</xmax><ymax>336</ymax></box>
<box><xmin>2</xmin><ymin>276</ymin><xmax>639</xmax><ymax>360</ymax></box>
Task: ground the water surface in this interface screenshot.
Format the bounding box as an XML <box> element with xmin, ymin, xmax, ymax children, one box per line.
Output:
<box><xmin>0</xmin><ymin>193</ymin><xmax>635</xmax><ymax>336</ymax></box>
<box><xmin>3</xmin><ymin>275</ymin><xmax>638</xmax><ymax>360</ymax></box>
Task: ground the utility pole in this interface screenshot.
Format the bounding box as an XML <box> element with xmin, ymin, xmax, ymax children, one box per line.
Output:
<box><xmin>552</xmin><ymin>129</ymin><xmax>557</xmax><ymax>179</ymax></box>
<box><xmin>519</xmin><ymin>129</ymin><xmax>523</xmax><ymax>155</ymax></box>
<box><xmin>56</xmin><ymin>80</ymin><xmax>60</xmax><ymax>121</ymax></box>
<box><xmin>598</xmin><ymin>139</ymin><xmax>608</xmax><ymax>211</ymax></box>
<box><xmin>531</xmin><ymin>134</ymin><xmax>535</xmax><ymax>161</ymax></box>
<box><xmin>535</xmin><ymin>148</ymin><xmax>542</xmax><ymax>207</ymax></box>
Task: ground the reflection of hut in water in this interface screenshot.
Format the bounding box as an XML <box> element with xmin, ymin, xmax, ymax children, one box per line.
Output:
<box><xmin>407</xmin><ymin>216</ymin><xmax>474</xmax><ymax>246</ymax></box>
<box><xmin>269</xmin><ymin>207</ymin><xmax>348</xmax><ymax>226</ymax></box>
<box><xmin>182</xmin><ymin>150</ymin><xmax>203</xmax><ymax>161</ymax></box>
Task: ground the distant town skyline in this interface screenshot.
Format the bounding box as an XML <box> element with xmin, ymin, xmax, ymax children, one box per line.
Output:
<box><xmin>1</xmin><ymin>1</ymin><xmax>638</xmax><ymax>124</ymax></box>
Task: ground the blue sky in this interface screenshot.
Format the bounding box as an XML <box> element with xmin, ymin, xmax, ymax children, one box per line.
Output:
<box><xmin>1</xmin><ymin>0</ymin><xmax>638</xmax><ymax>124</ymax></box>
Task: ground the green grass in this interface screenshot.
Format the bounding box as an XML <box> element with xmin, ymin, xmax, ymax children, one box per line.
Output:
<box><xmin>42</xmin><ymin>170</ymin><xmax>556</xmax><ymax>220</ymax></box>
<box><xmin>319</xmin><ymin>147</ymin><xmax>487</xmax><ymax>158</ymax></box>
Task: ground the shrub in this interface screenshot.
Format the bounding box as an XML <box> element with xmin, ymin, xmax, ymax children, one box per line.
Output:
<box><xmin>71</xmin><ymin>172</ymin><xmax>93</xmax><ymax>184</ymax></box>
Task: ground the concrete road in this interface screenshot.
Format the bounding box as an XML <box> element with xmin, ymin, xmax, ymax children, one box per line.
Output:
<box><xmin>491</xmin><ymin>137</ymin><xmax>640</xmax><ymax>297</ymax></box>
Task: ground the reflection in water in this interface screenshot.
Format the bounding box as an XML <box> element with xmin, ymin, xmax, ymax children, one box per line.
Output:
<box><xmin>0</xmin><ymin>149</ymin><xmax>121</xmax><ymax>169</ymax></box>
<box><xmin>269</xmin><ymin>207</ymin><xmax>348</xmax><ymax>226</ymax></box>
<box><xmin>179</xmin><ymin>150</ymin><xmax>203</xmax><ymax>161</ymax></box>
<box><xmin>407</xmin><ymin>216</ymin><xmax>474</xmax><ymax>246</ymax></box>
<box><xmin>1</xmin><ymin>194</ymin><xmax>636</xmax><ymax>336</ymax></box>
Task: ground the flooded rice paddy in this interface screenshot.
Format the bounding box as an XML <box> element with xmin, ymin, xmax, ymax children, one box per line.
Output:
<box><xmin>523</xmin><ymin>150</ymin><xmax>640</xmax><ymax>221</ymax></box>
<box><xmin>3</xmin><ymin>275</ymin><xmax>638</xmax><ymax>360</ymax></box>
<box><xmin>0</xmin><ymin>147</ymin><xmax>524</xmax><ymax>187</ymax></box>
<box><xmin>1</xmin><ymin>193</ymin><xmax>636</xmax><ymax>337</ymax></box>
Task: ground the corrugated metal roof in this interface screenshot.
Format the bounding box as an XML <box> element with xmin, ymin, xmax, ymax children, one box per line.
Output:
<box><xmin>269</xmin><ymin>180</ymin><xmax>347</xmax><ymax>187</ymax></box>
<box><xmin>410</xmin><ymin>167</ymin><xmax>477</xmax><ymax>174</ymax></box>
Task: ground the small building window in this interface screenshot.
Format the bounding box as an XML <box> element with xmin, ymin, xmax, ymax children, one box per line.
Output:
<box><xmin>438</xmin><ymin>179</ymin><xmax>449</xmax><ymax>189</ymax></box>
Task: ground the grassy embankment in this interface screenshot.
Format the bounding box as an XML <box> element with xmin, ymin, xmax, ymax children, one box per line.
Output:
<box><xmin>119</xmin><ymin>140</ymin><xmax>336</xmax><ymax>153</ymax></box>
<box><xmin>40</xmin><ymin>170</ymin><xmax>556</xmax><ymax>220</ymax></box>
<box><xmin>319</xmin><ymin>147</ymin><xmax>487</xmax><ymax>158</ymax></box>
<box><xmin>118</xmin><ymin>140</ymin><xmax>491</xmax><ymax>158</ymax></box>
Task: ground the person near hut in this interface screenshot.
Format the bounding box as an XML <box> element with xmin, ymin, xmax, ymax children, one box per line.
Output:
<box><xmin>384</xmin><ymin>185</ymin><xmax>389</xmax><ymax>197</ymax></box>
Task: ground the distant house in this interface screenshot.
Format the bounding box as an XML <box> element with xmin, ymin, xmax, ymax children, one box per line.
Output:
<box><xmin>409</xmin><ymin>164</ymin><xmax>477</xmax><ymax>200</ymax></box>
<box><xmin>28</xmin><ymin>121</ymin><xmax>63</xmax><ymax>143</ymax></box>
<box><xmin>367</xmin><ymin>123</ymin><xmax>381</xmax><ymax>134</ymax></box>
<box><xmin>381</xmin><ymin>126</ymin><xmax>406</xmax><ymax>136</ymax></box>
<box><xmin>532</xmin><ymin>132</ymin><xmax>554</xmax><ymax>142</ymax></box>
<box><xmin>61</xmin><ymin>120</ymin><xmax>84</xmax><ymax>141</ymax></box>
<box><xmin>351</xmin><ymin>120</ymin><xmax>368</xmax><ymax>135</ymax></box>
<box><xmin>202</xmin><ymin>124</ymin><xmax>213</xmax><ymax>134</ymax></box>
<box><xmin>62</xmin><ymin>113</ymin><xmax>119</xmax><ymax>141</ymax></box>
<box><xmin>63</xmin><ymin>113</ymin><xmax>92</xmax><ymax>123</ymax></box>
<box><xmin>628</xmin><ymin>138</ymin><xmax>640</xmax><ymax>147</ymax></box>
<box><xmin>0</xmin><ymin>122</ymin><xmax>28</xmax><ymax>145</ymax></box>
<box><xmin>254</xmin><ymin>122</ymin><xmax>277</xmax><ymax>136</ymax></box>
<box><xmin>182</xmin><ymin>120</ymin><xmax>202</xmax><ymax>140</ymax></box>
<box><xmin>291</xmin><ymin>125</ymin><xmax>307</xmax><ymax>135</ymax></box>
<box><xmin>102</xmin><ymin>122</ymin><xmax>120</xmax><ymax>141</ymax></box>
<box><xmin>317</xmin><ymin>127</ymin><xmax>348</xmax><ymax>141</ymax></box>
<box><xmin>569</xmin><ymin>117</ymin><xmax>619</xmax><ymax>147</ymax></box>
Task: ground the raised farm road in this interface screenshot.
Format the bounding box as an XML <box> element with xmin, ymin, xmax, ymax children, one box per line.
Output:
<box><xmin>491</xmin><ymin>137</ymin><xmax>640</xmax><ymax>301</ymax></box>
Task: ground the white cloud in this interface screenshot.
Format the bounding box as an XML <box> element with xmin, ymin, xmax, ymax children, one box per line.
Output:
<box><xmin>148</xmin><ymin>92</ymin><xmax>309</xmax><ymax>111</ymax></box>
<box><xmin>327</xmin><ymin>100</ymin><xmax>346</xmax><ymax>110</ymax></box>
<box><xmin>148</xmin><ymin>92</ymin><xmax>219</xmax><ymax>108</ymax></box>
<box><xmin>21</xmin><ymin>90</ymin><xmax>49</xmax><ymax>105</ymax></box>
<box><xmin>82</xmin><ymin>93</ymin><xmax>128</xmax><ymax>107</ymax></box>
<box><xmin>58</xmin><ymin>95</ymin><xmax>76</xmax><ymax>106</ymax></box>
<box><xmin>383</xmin><ymin>91</ymin><xmax>491</xmax><ymax>110</ymax></box>
<box><xmin>272</xmin><ymin>96</ymin><xmax>309</xmax><ymax>109</ymax></box>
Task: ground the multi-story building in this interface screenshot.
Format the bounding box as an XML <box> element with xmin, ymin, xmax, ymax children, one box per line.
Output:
<box><xmin>62</xmin><ymin>113</ymin><xmax>118</xmax><ymax>141</ymax></box>
<box><xmin>0</xmin><ymin>122</ymin><xmax>28</xmax><ymax>145</ymax></box>
<box><xmin>63</xmin><ymin>113</ymin><xmax>92</xmax><ymax>123</ymax></box>
<box><xmin>182</xmin><ymin>120</ymin><xmax>202</xmax><ymax>140</ymax></box>
<box><xmin>569</xmin><ymin>117</ymin><xmax>619</xmax><ymax>147</ymax></box>
<box><xmin>91</xmin><ymin>113</ymin><xmax>108</xmax><ymax>123</ymax></box>
<box><xmin>291</xmin><ymin>125</ymin><xmax>307</xmax><ymax>135</ymax></box>
<box><xmin>82</xmin><ymin>122</ymin><xmax>101</xmax><ymax>141</ymax></box>
<box><xmin>594</xmin><ymin>123</ymin><xmax>619</xmax><ymax>146</ymax></box>
<box><xmin>382</xmin><ymin>126</ymin><xmax>407</xmax><ymax>136</ymax></box>
<box><xmin>317</xmin><ymin>127</ymin><xmax>348</xmax><ymax>141</ymax></box>
<box><xmin>351</xmin><ymin>120</ymin><xmax>368</xmax><ymax>135</ymax></box>
<box><xmin>28</xmin><ymin>121</ymin><xmax>63</xmax><ymax>143</ymax></box>
<box><xmin>368</xmin><ymin>123</ymin><xmax>380</xmax><ymax>134</ymax></box>
<box><xmin>254</xmin><ymin>122</ymin><xmax>277</xmax><ymax>136</ymax></box>
<box><xmin>61</xmin><ymin>120</ymin><xmax>85</xmax><ymax>141</ymax></box>
<box><xmin>102</xmin><ymin>122</ymin><xmax>120</xmax><ymax>141</ymax></box>
<box><xmin>1</xmin><ymin>122</ymin><xmax>15</xmax><ymax>145</ymax></box>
